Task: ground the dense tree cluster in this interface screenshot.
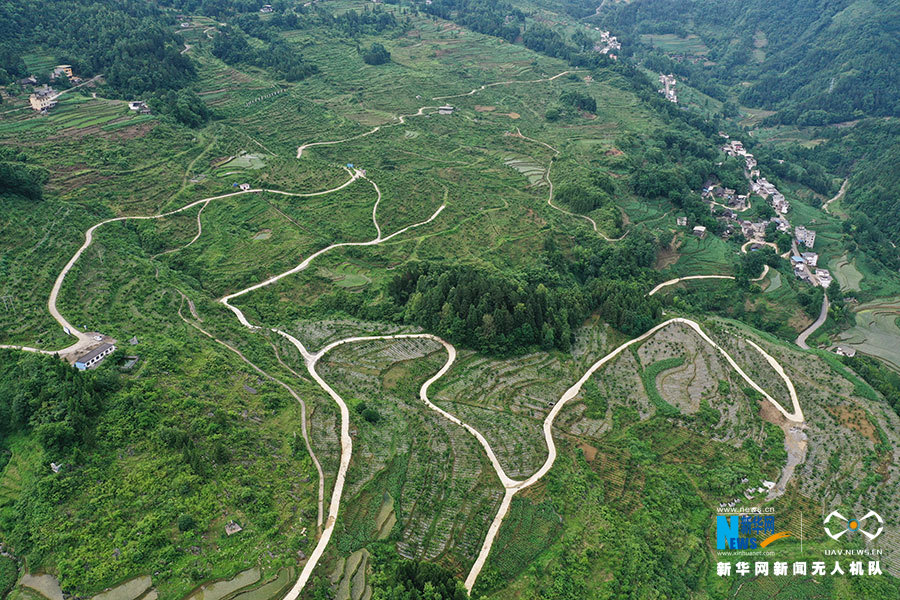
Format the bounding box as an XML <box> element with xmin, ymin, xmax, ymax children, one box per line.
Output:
<box><xmin>389</xmin><ymin>263</ymin><xmax>593</xmax><ymax>354</ymax></box>
<box><xmin>149</xmin><ymin>89</ymin><xmax>212</xmax><ymax>128</ymax></box>
<box><xmin>389</xmin><ymin>231</ymin><xmax>662</xmax><ymax>354</ymax></box>
<box><xmin>212</xmin><ymin>25</ymin><xmax>318</xmax><ymax>82</ymax></box>
<box><xmin>736</xmin><ymin>248</ymin><xmax>779</xmax><ymax>285</ymax></box>
<box><xmin>0</xmin><ymin>1</ymin><xmax>195</xmax><ymax>97</ymax></box>
<box><xmin>559</xmin><ymin>89</ymin><xmax>596</xmax><ymax>113</ymax></box>
<box><xmin>421</xmin><ymin>0</ymin><xmax>523</xmax><ymax>43</ymax></box>
<box><xmin>555</xmin><ymin>182</ymin><xmax>605</xmax><ymax>214</ymax></box>
<box><xmin>361</xmin><ymin>43</ymin><xmax>392</xmax><ymax>66</ymax></box>
<box><xmin>0</xmin><ymin>162</ymin><xmax>47</xmax><ymax>201</ymax></box>
<box><xmin>157</xmin><ymin>0</ymin><xmax>272</xmax><ymax>16</ymax></box>
<box><xmin>365</xmin><ymin>557</ymin><xmax>466</xmax><ymax>600</ymax></box>
<box><xmin>0</xmin><ymin>350</ymin><xmax>119</xmax><ymax>456</ymax></box>
<box><xmin>0</xmin><ymin>46</ymin><xmax>27</xmax><ymax>85</ymax></box>
<box><xmin>552</xmin><ymin>169</ymin><xmax>615</xmax><ymax>215</ymax></box>
<box><xmin>522</xmin><ymin>24</ymin><xmax>612</xmax><ymax>68</ymax></box>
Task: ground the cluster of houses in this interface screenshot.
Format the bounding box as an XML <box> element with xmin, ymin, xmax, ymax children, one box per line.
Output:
<box><xmin>795</xmin><ymin>225</ymin><xmax>816</xmax><ymax>248</ymax></box>
<box><xmin>28</xmin><ymin>86</ymin><xmax>58</xmax><ymax>112</ymax></box>
<box><xmin>789</xmin><ymin>226</ymin><xmax>831</xmax><ymax>286</ymax></box>
<box><xmin>703</xmin><ymin>184</ymin><xmax>749</xmax><ymax>211</ymax></box>
<box><xmin>792</xmin><ymin>261</ymin><xmax>832</xmax><ymax>287</ymax></box>
<box><xmin>722</xmin><ymin>140</ymin><xmax>791</xmax><ymax>213</ymax></box>
<box><xmin>21</xmin><ymin>64</ymin><xmax>87</xmax><ymax>112</ymax></box>
<box><xmin>591</xmin><ymin>28</ymin><xmax>621</xmax><ymax>59</ymax></box>
<box><xmin>658</xmin><ymin>73</ymin><xmax>677</xmax><ymax>103</ymax></box>
<box><xmin>681</xmin><ymin>135</ymin><xmax>833</xmax><ymax>289</ymax></box>
<box><xmin>717</xmin><ymin>478</ymin><xmax>777</xmax><ymax>509</ymax></box>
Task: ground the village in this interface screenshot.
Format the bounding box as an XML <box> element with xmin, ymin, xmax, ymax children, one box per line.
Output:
<box><xmin>658</xmin><ymin>73</ymin><xmax>677</xmax><ymax>103</ymax></box>
<box><xmin>591</xmin><ymin>28</ymin><xmax>622</xmax><ymax>59</ymax></box>
<box><xmin>680</xmin><ymin>135</ymin><xmax>831</xmax><ymax>290</ymax></box>
<box><xmin>19</xmin><ymin>63</ymin><xmax>150</xmax><ymax>115</ymax></box>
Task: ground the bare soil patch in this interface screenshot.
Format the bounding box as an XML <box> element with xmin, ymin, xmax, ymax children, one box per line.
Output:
<box><xmin>758</xmin><ymin>398</ymin><xmax>788</xmax><ymax>427</ymax></box>
<box><xmin>655</xmin><ymin>234</ymin><xmax>682</xmax><ymax>269</ymax></box>
<box><xmin>824</xmin><ymin>404</ymin><xmax>876</xmax><ymax>443</ymax></box>
<box><xmin>788</xmin><ymin>311</ymin><xmax>813</xmax><ymax>332</ymax></box>
<box><xmin>578</xmin><ymin>442</ymin><xmax>598</xmax><ymax>461</ymax></box>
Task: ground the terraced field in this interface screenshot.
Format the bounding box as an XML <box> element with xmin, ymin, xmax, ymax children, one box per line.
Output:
<box><xmin>4</xmin><ymin>3</ymin><xmax>900</xmax><ymax>599</ymax></box>
<box><xmin>838</xmin><ymin>298</ymin><xmax>900</xmax><ymax>370</ymax></box>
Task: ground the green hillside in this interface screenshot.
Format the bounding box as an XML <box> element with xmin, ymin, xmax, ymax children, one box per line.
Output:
<box><xmin>1</xmin><ymin>1</ymin><xmax>899</xmax><ymax>599</ymax></box>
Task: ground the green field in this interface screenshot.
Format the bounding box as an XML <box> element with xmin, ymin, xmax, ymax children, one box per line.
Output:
<box><xmin>639</xmin><ymin>33</ymin><xmax>710</xmax><ymax>56</ymax></box>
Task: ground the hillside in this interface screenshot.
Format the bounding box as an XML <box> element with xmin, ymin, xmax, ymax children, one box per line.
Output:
<box><xmin>1</xmin><ymin>1</ymin><xmax>899</xmax><ymax>599</ymax></box>
<box><xmin>595</xmin><ymin>0</ymin><xmax>900</xmax><ymax>124</ymax></box>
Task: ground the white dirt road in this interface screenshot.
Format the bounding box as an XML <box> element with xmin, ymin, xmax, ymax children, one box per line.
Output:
<box><xmin>6</xmin><ymin>68</ymin><xmax>810</xmax><ymax>598</ymax></box>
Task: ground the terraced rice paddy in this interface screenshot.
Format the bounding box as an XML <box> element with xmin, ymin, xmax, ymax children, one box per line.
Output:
<box><xmin>318</xmin><ymin>262</ymin><xmax>371</xmax><ymax>289</ymax></box>
<box><xmin>0</xmin><ymin>95</ymin><xmax>155</xmax><ymax>138</ymax></box>
<box><xmin>502</xmin><ymin>155</ymin><xmax>546</xmax><ymax>186</ymax></box>
<box><xmin>184</xmin><ymin>568</ymin><xmax>260</xmax><ymax>600</ymax></box>
<box><xmin>838</xmin><ymin>298</ymin><xmax>900</xmax><ymax>370</ymax></box>
<box><xmin>329</xmin><ymin>549</ymin><xmax>372</xmax><ymax>600</ymax></box>
<box><xmin>215</xmin><ymin>153</ymin><xmax>268</xmax><ymax>177</ymax></box>
<box><xmin>830</xmin><ymin>253</ymin><xmax>864</xmax><ymax>292</ymax></box>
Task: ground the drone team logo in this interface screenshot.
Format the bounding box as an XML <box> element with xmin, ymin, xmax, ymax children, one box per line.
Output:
<box><xmin>717</xmin><ymin>515</ymin><xmax>791</xmax><ymax>550</ymax></box>
<box><xmin>824</xmin><ymin>510</ymin><xmax>884</xmax><ymax>541</ymax></box>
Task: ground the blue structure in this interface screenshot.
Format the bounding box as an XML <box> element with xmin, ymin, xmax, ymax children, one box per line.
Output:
<box><xmin>347</xmin><ymin>163</ymin><xmax>354</xmax><ymax>168</ymax></box>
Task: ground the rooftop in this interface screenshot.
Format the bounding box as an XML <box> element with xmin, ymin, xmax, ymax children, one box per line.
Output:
<box><xmin>77</xmin><ymin>342</ymin><xmax>115</xmax><ymax>364</ymax></box>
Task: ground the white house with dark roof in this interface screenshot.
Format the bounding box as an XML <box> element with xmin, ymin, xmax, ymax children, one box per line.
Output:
<box><xmin>75</xmin><ymin>343</ymin><xmax>116</xmax><ymax>371</ymax></box>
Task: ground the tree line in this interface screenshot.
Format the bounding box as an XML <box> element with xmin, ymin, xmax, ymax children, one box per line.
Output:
<box><xmin>388</xmin><ymin>231</ymin><xmax>662</xmax><ymax>355</ymax></box>
<box><xmin>0</xmin><ymin>350</ymin><xmax>119</xmax><ymax>457</ymax></box>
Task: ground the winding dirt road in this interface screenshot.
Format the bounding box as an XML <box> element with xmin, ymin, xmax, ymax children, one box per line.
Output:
<box><xmin>822</xmin><ymin>179</ymin><xmax>849</xmax><ymax>216</ymax></box>
<box><xmin>796</xmin><ymin>293</ymin><xmax>830</xmax><ymax>350</ymax></box>
<box><xmin>647</xmin><ymin>265</ymin><xmax>770</xmax><ymax>297</ymax></box>
<box><xmin>462</xmin><ymin>317</ymin><xmax>804</xmax><ymax>589</ymax></box>
<box><xmin>6</xmin><ymin>68</ymin><xmax>811</xmax><ymax>597</ymax></box>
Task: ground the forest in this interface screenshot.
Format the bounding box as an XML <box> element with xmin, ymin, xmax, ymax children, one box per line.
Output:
<box><xmin>0</xmin><ymin>162</ymin><xmax>46</xmax><ymax>201</ymax></box>
<box><xmin>0</xmin><ymin>1</ymin><xmax>195</xmax><ymax>96</ymax></box>
<box><xmin>211</xmin><ymin>25</ymin><xmax>319</xmax><ymax>82</ymax></box>
<box><xmin>0</xmin><ymin>350</ymin><xmax>119</xmax><ymax>458</ymax></box>
<box><xmin>421</xmin><ymin>0</ymin><xmax>524</xmax><ymax>43</ymax></box>
<box><xmin>389</xmin><ymin>231</ymin><xmax>662</xmax><ymax>355</ymax></box>
<box><xmin>596</xmin><ymin>0</ymin><xmax>900</xmax><ymax>124</ymax></box>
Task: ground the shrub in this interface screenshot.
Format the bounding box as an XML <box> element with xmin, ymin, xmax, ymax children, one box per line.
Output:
<box><xmin>177</xmin><ymin>514</ymin><xmax>196</xmax><ymax>532</ymax></box>
<box><xmin>362</xmin><ymin>43</ymin><xmax>390</xmax><ymax>65</ymax></box>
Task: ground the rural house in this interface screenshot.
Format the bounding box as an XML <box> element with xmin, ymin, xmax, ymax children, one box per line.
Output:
<box><xmin>75</xmin><ymin>343</ymin><xmax>116</xmax><ymax>371</ymax></box>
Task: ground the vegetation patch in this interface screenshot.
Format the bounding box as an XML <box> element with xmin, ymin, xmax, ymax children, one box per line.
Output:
<box><xmin>638</xmin><ymin>355</ymin><xmax>686</xmax><ymax>416</ymax></box>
